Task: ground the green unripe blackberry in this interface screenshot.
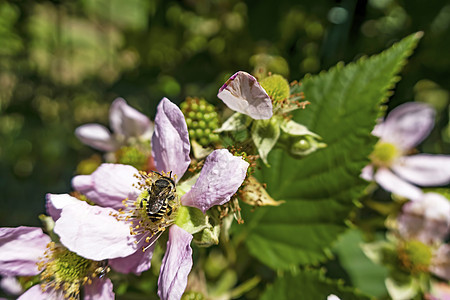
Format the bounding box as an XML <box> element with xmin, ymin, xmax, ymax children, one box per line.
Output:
<box><xmin>180</xmin><ymin>97</ymin><xmax>221</xmax><ymax>147</ymax></box>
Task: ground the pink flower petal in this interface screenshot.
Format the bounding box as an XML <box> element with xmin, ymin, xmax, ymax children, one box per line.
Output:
<box><xmin>392</xmin><ymin>154</ymin><xmax>450</xmax><ymax>186</ymax></box>
<box><xmin>1</xmin><ymin>276</ymin><xmax>23</xmax><ymax>295</ymax></box>
<box><xmin>110</xmin><ymin>98</ymin><xmax>153</xmax><ymax>140</ymax></box>
<box><xmin>181</xmin><ymin>149</ymin><xmax>249</xmax><ymax>213</ymax></box>
<box><xmin>109</xmin><ymin>241</ymin><xmax>154</xmax><ymax>275</ymax></box>
<box><xmin>398</xmin><ymin>193</ymin><xmax>450</xmax><ymax>244</ymax></box>
<box><xmin>17</xmin><ymin>285</ymin><xmax>61</xmax><ymax>300</ymax></box>
<box><xmin>75</xmin><ymin>124</ymin><xmax>118</xmax><ymax>152</ymax></box>
<box><xmin>157</xmin><ymin>225</ymin><xmax>193</xmax><ymax>300</ymax></box>
<box><xmin>72</xmin><ymin>163</ymin><xmax>141</xmax><ymax>210</ymax></box>
<box><xmin>53</xmin><ymin>201</ymin><xmax>138</xmax><ymax>261</ymax></box>
<box><xmin>360</xmin><ymin>165</ymin><xmax>374</xmax><ymax>181</ymax></box>
<box><xmin>0</xmin><ymin>227</ymin><xmax>51</xmax><ymax>276</ymax></box>
<box><xmin>374</xmin><ymin>167</ymin><xmax>423</xmax><ymax>201</ymax></box>
<box><xmin>377</xmin><ymin>102</ymin><xmax>435</xmax><ymax>151</ymax></box>
<box><xmin>430</xmin><ymin>244</ymin><xmax>450</xmax><ymax>281</ymax></box>
<box><xmin>427</xmin><ymin>282</ymin><xmax>450</xmax><ymax>300</ymax></box>
<box><xmin>84</xmin><ymin>278</ymin><xmax>115</xmax><ymax>300</ymax></box>
<box><xmin>151</xmin><ymin>98</ymin><xmax>191</xmax><ymax>181</ymax></box>
<box><xmin>46</xmin><ymin>193</ymin><xmax>80</xmax><ymax>221</ymax></box>
<box><xmin>218</xmin><ymin>71</ymin><xmax>273</xmax><ymax>119</ymax></box>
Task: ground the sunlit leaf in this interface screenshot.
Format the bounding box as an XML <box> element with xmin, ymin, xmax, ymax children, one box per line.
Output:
<box><xmin>260</xmin><ymin>269</ymin><xmax>370</xmax><ymax>300</ymax></box>
<box><xmin>241</xmin><ymin>32</ymin><xmax>423</xmax><ymax>269</ymax></box>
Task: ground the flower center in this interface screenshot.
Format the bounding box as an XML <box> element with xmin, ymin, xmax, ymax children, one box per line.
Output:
<box><xmin>118</xmin><ymin>170</ymin><xmax>180</xmax><ymax>252</ymax></box>
<box><xmin>260</xmin><ymin>74</ymin><xmax>290</xmax><ymax>105</ymax></box>
<box><xmin>259</xmin><ymin>74</ymin><xmax>309</xmax><ymax>113</ymax></box>
<box><xmin>397</xmin><ymin>240</ymin><xmax>433</xmax><ymax>274</ymax></box>
<box><xmin>370</xmin><ymin>142</ymin><xmax>400</xmax><ymax>167</ymax></box>
<box><xmin>37</xmin><ymin>242</ymin><xmax>109</xmax><ymax>299</ymax></box>
<box><xmin>116</xmin><ymin>145</ymin><xmax>151</xmax><ymax>171</ymax></box>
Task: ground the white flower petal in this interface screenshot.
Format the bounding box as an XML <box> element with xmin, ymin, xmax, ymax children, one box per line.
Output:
<box><xmin>392</xmin><ymin>154</ymin><xmax>450</xmax><ymax>186</ymax></box>
<box><xmin>75</xmin><ymin>124</ymin><xmax>118</xmax><ymax>152</ymax></box>
<box><xmin>151</xmin><ymin>98</ymin><xmax>191</xmax><ymax>181</ymax></box>
<box><xmin>71</xmin><ymin>163</ymin><xmax>140</xmax><ymax>210</ymax></box>
<box><xmin>46</xmin><ymin>193</ymin><xmax>80</xmax><ymax>221</ymax></box>
<box><xmin>54</xmin><ymin>201</ymin><xmax>138</xmax><ymax>261</ymax></box>
<box><xmin>181</xmin><ymin>149</ymin><xmax>249</xmax><ymax>213</ymax></box>
<box><xmin>0</xmin><ymin>227</ymin><xmax>51</xmax><ymax>276</ymax></box>
<box><xmin>378</xmin><ymin>102</ymin><xmax>435</xmax><ymax>151</ymax></box>
<box><xmin>157</xmin><ymin>225</ymin><xmax>193</xmax><ymax>300</ymax></box>
<box><xmin>374</xmin><ymin>167</ymin><xmax>423</xmax><ymax>201</ymax></box>
<box><xmin>84</xmin><ymin>278</ymin><xmax>115</xmax><ymax>300</ymax></box>
<box><xmin>109</xmin><ymin>98</ymin><xmax>153</xmax><ymax>139</ymax></box>
<box><xmin>218</xmin><ymin>71</ymin><xmax>273</xmax><ymax>119</ymax></box>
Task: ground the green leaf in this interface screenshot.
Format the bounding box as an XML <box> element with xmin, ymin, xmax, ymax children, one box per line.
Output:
<box><xmin>241</xmin><ymin>33</ymin><xmax>423</xmax><ymax>269</ymax></box>
<box><xmin>260</xmin><ymin>269</ymin><xmax>370</xmax><ymax>300</ymax></box>
<box><xmin>333</xmin><ymin>229</ymin><xmax>388</xmax><ymax>298</ymax></box>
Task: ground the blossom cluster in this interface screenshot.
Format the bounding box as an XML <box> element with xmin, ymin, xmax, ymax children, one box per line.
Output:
<box><xmin>1</xmin><ymin>68</ymin><xmax>449</xmax><ymax>300</ymax></box>
<box><xmin>362</xmin><ymin>102</ymin><xmax>450</xmax><ymax>299</ymax></box>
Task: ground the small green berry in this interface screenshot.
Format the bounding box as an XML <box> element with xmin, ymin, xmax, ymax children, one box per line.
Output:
<box><xmin>195</xmin><ymin>128</ymin><xmax>204</xmax><ymax>137</ymax></box>
<box><xmin>188</xmin><ymin>111</ymin><xmax>196</xmax><ymax>119</ymax></box>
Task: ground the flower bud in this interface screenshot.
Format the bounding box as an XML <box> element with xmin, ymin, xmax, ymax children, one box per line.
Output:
<box><xmin>278</xmin><ymin>119</ymin><xmax>326</xmax><ymax>158</ymax></box>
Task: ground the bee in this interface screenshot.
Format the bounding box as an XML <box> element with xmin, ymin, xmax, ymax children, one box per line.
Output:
<box><xmin>140</xmin><ymin>171</ymin><xmax>176</xmax><ymax>222</ymax></box>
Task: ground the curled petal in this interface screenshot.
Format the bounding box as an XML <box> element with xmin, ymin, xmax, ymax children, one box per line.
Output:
<box><xmin>46</xmin><ymin>193</ymin><xmax>80</xmax><ymax>221</ymax></box>
<box><xmin>374</xmin><ymin>167</ymin><xmax>423</xmax><ymax>201</ymax></box>
<box><xmin>110</xmin><ymin>98</ymin><xmax>154</xmax><ymax>140</ymax></box>
<box><xmin>151</xmin><ymin>98</ymin><xmax>191</xmax><ymax>181</ymax></box>
<box><xmin>158</xmin><ymin>225</ymin><xmax>193</xmax><ymax>300</ymax></box>
<box><xmin>72</xmin><ymin>163</ymin><xmax>140</xmax><ymax>210</ymax></box>
<box><xmin>109</xmin><ymin>241</ymin><xmax>154</xmax><ymax>275</ymax></box>
<box><xmin>0</xmin><ymin>227</ymin><xmax>51</xmax><ymax>276</ymax></box>
<box><xmin>430</xmin><ymin>244</ymin><xmax>450</xmax><ymax>280</ymax></box>
<box><xmin>218</xmin><ymin>71</ymin><xmax>273</xmax><ymax>119</ymax></box>
<box><xmin>181</xmin><ymin>149</ymin><xmax>249</xmax><ymax>213</ymax></box>
<box><xmin>377</xmin><ymin>102</ymin><xmax>435</xmax><ymax>151</ymax></box>
<box><xmin>392</xmin><ymin>154</ymin><xmax>450</xmax><ymax>186</ymax></box>
<box><xmin>54</xmin><ymin>201</ymin><xmax>137</xmax><ymax>261</ymax></box>
<box><xmin>75</xmin><ymin>124</ymin><xmax>118</xmax><ymax>152</ymax></box>
<box><xmin>84</xmin><ymin>278</ymin><xmax>115</xmax><ymax>300</ymax></box>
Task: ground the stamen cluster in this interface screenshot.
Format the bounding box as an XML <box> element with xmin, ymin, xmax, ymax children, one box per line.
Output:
<box><xmin>37</xmin><ymin>242</ymin><xmax>109</xmax><ymax>299</ymax></box>
<box><xmin>116</xmin><ymin>171</ymin><xmax>180</xmax><ymax>252</ymax></box>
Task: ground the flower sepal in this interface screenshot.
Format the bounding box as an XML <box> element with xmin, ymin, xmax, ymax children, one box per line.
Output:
<box><xmin>215</xmin><ymin>112</ymin><xmax>252</xmax><ymax>133</ymax></box>
<box><xmin>238</xmin><ymin>176</ymin><xmax>285</xmax><ymax>207</ymax></box>
<box><xmin>192</xmin><ymin>211</ymin><xmax>221</xmax><ymax>247</ymax></box>
<box><xmin>175</xmin><ymin>206</ymin><xmax>221</xmax><ymax>247</ymax></box>
<box><xmin>251</xmin><ymin>116</ymin><xmax>282</xmax><ymax>165</ymax></box>
<box><xmin>175</xmin><ymin>206</ymin><xmax>211</xmax><ymax>235</ymax></box>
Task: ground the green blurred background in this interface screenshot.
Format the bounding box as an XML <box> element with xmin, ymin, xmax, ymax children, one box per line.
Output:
<box><xmin>1</xmin><ymin>0</ymin><xmax>449</xmax><ymax>227</ymax></box>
